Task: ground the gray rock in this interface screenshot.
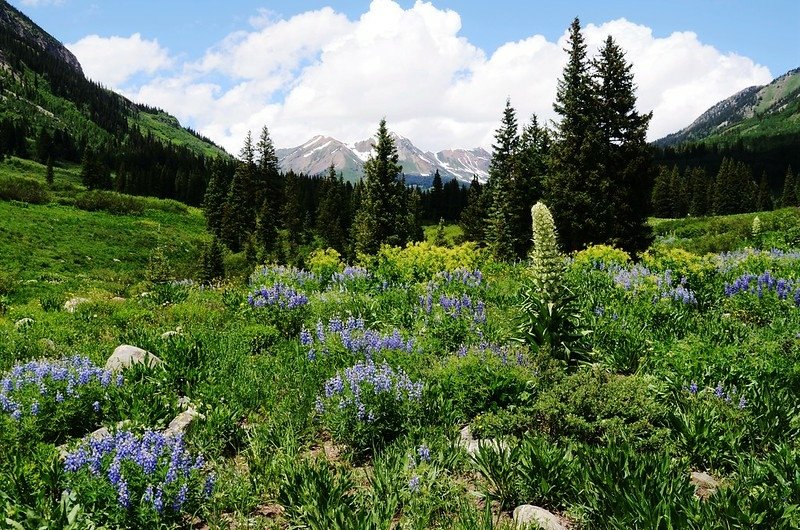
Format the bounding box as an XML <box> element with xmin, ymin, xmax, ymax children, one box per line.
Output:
<box><xmin>105</xmin><ymin>345</ymin><xmax>162</xmax><ymax>372</ymax></box>
<box><xmin>64</xmin><ymin>297</ymin><xmax>89</xmax><ymax>313</ymax></box>
<box><xmin>691</xmin><ymin>471</ymin><xmax>720</xmax><ymax>499</ymax></box>
<box><xmin>459</xmin><ymin>425</ymin><xmax>508</xmax><ymax>456</ymax></box>
<box><xmin>161</xmin><ymin>330</ymin><xmax>179</xmax><ymax>340</ymax></box>
<box><xmin>513</xmin><ymin>505</ymin><xmax>568</xmax><ymax>530</ymax></box>
<box><xmin>14</xmin><ymin>317</ymin><xmax>34</xmax><ymax>330</ymax></box>
<box><xmin>165</xmin><ymin>408</ymin><xmax>202</xmax><ymax>436</ymax></box>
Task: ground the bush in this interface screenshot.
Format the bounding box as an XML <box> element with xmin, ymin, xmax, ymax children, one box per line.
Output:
<box><xmin>64</xmin><ymin>430</ymin><xmax>214</xmax><ymax>528</ymax></box>
<box><xmin>315</xmin><ymin>360</ymin><xmax>424</xmax><ymax>455</ymax></box>
<box><xmin>367</xmin><ymin>241</ymin><xmax>485</xmax><ymax>284</ymax></box>
<box><xmin>0</xmin><ymin>175</ymin><xmax>50</xmax><ymax>204</ymax></box>
<box><xmin>74</xmin><ymin>190</ymin><xmax>145</xmax><ymax>215</ymax></box>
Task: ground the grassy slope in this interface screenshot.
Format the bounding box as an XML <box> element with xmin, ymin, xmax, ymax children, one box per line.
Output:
<box><xmin>0</xmin><ymin>157</ymin><xmax>208</xmax><ymax>303</ymax></box>
<box><xmin>132</xmin><ymin>111</ymin><xmax>228</xmax><ymax>158</ymax></box>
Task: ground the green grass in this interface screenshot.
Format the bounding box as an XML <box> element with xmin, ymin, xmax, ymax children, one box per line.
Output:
<box><xmin>423</xmin><ymin>223</ymin><xmax>464</xmax><ymax>246</ymax></box>
<box><xmin>133</xmin><ymin>111</ymin><xmax>228</xmax><ymax>158</ymax></box>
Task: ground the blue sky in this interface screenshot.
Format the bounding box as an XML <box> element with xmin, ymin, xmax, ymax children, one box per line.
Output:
<box><xmin>11</xmin><ymin>0</ymin><xmax>798</xmax><ymax>151</ymax></box>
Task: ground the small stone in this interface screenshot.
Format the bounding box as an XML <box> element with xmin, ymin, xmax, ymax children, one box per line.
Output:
<box><xmin>458</xmin><ymin>425</ymin><xmax>508</xmax><ymax>456</ymax></box>
<box><xmin>161</xmin><ymin>330</ymin><xmax>179</xmax><ymax>339</ymax></box>
<box><xmin>165</xmin><ymin>408</ymin><xmax>202</xmax><ymax>436</ymax></box>
<box><xmin>513</xmin><ymin>505</ymin><xmax>568</xmax><ymax>530</ymax></box>
<box><xmin>105</xmin><ymin>345</ymin><xmax>162</xmax><ymax>372</ymax></box>
<box><xmin>110</xmin><ymin>296</ymin><xmax>126</xmax><ymax>303</ymax></box>
<box><xmin>64</xmin><ymin>297</ymin><xmax>89</xmax><ymax>313</ymax></box>
<box><xmin>14</xmin><ymin>317</ymin><xmax>34</xmax><ymax>330</ymax></box>
<box><xmin>691</xmin><ymin>471</ymin><xmax>720</xmax><ymax>499</ymax></box>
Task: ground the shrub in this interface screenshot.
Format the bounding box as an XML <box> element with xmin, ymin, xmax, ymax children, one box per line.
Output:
<box><xmin>247</xmin><ymin>282</ymin><xmax>309</xmax><ymax>336</ymax></box>
<box><xmin>315</xmin><ymin>360</ymin><xmax>424</xmax><ymax>454</ymax></box>
<box><xmin>368</xmin><ymin>241</ymin><xmax>485</xmax><ymax>284</ymax></box>
<box><xmin>64</xmin><ymin>430</ymin><xmax>214</xmax><ymax>528</ymax></box>
<box><xmin>306</xmin><ymin>248</ymin><xmax>344</xmax><ymax>280</ymax></box>
<box><xmin>0</xmin><ymin>356</ymin><xmax>122</xmax><ymax>445</ymax></box>
<box><xmin>572</xmin><ymin>244</ymin><xmax>631</xmax><ymax>270</ymax></box>
<box><xmin>74</xmin><ymin>190</ymin><xmax>146</xmax><ymax>215</ymax></box>
<box><xmin>0</xmin><ymin>175</ymin><xmax>50</xmax><ymax>204</ymax></box>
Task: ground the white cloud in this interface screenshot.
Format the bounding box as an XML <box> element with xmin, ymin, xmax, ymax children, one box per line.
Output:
<box><xmin>75</xmin><ymin>1</ymin><xmax>772</xmax><ymax>152</ymax></box>
<box><xmin>67</xmin><ymin>33</ymin><xmax>173</xmax><ymax>88</ymax></box>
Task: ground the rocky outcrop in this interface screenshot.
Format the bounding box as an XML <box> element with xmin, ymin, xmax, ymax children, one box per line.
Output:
<box><xmin>105</xmin><ymin>345</ymin><xmax>162</xmax><ymax>372</ymax></box>
<box><xmin>513</xmin><ymin>505</ymin><xmax>568</xmax><ymax>530</ymax></box>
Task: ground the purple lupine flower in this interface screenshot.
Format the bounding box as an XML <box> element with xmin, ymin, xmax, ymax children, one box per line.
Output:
<box><xmin>689</xmin><ymin>382</ymin><xmax>698</xmax><ymax>395</ymax></box>
<box><xmin>408</xmin><ymin>475</ymin><xmax>421</xmax><ymax>492</ymax></box>
<box><xmin>417</xmin><ymin>444</ymin><xmax>431</xmax><ymax>463</ymax></box>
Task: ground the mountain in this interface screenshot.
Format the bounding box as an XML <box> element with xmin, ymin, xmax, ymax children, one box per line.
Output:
<box><xmin>277</xmin><ymin>132</ymin><xmax>490</xmax><ymax>185</ymax></box>
<box><xmin>656</xmin><ymin>67</ymin><xmax>800</xmax><ymax>147</ymax></box>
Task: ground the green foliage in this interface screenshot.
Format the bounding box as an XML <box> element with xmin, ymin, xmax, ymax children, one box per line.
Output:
<box><xmin>74</xmin><ymin>190</ymin><xmax>145</xmax><ymax>215</ymax></box>
<box><xmin>201</xmin><ymin>237</ymin><xmax>225</xmax><ymax>284</ymax></box>
<box><xmin>0</xmin><ymin>174</ymin><xmax>50</xmax><ymax>204</ymax></box>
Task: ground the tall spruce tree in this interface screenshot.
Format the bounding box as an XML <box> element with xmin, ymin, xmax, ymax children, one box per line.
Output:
<box><xmin>459</xmin><ymin>176</ymin><xmax>487</xmax><ymax>243</ymax></box>
<box><xmin>221</xmin><ymin>132</ymin><xmax>257</xmax><ymax>252</ymax></box>
<box><xmin>430</xmin><ymin>169</ymin><xmax>444</xmax><ymax>221</ymax></box>
<box><xmin>781</xmin><ymin>165</ymin><xmax>797</xmax><ymax>207</ymax></box>
<box><xmin>255</xmin><ymin>126</ymin><xmax>282</xmax><ymax>255</ymax></box>
<box><xmin>486</xmin><ymin>99</ymin><xmax>519</xmax><ymax>261</ymax></box>
<box><xmin>688</xmin><ymin>167</ymin><xmax>712</xmax><ymax>217</ymax></box>
<box><xmin>353</xmin><ymin>119</ymin><xmax>407</xmax><ymax>255</ymax></box>
<box><xmin>407</xmin><ymin>186</ymin><xmax>425</xmax><ymax>243</ymax></box>
<box><xmin>511</xmin><ymin>115</ymin><xmax>549</xmax><ymax>257</ymax></box>
<box><xmin>756</xmin><ymin>171</ymin><xmax>773</xmax><ymax>211</ymax></box>
<box><xmin>203</xmin><ymin>158</ymin><xmax>233</xmax><ymax>237</ymax></box>
<box><xmin>316</xmin><ymin>164</ymin><xmax>349</xmax><ymax>254</ymax></box>
<box><xmin>593</xmin><ymin>35</ymin><xmax>653</xmax><ymax>251</ymax></box>
<box><xmin>546</xmin><ymin>18</ymin><xmax>604</xmax><ymax>251</ymax></box>
<box><xmin>651</xmin><ymin>166</ymin><xmax>674</xmax><ymax>218</ymax></box>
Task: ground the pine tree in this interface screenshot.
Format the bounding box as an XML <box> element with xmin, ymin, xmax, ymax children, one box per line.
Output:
<box><xmin>511</xmin><ymin>115</ymin><xmax>549</xmax><ymax>257</ymax></box>
<box><xmin>316</xmin><ymin>164</ymin><xmax>349</xmax><ymax>254</ymax></box>
<box><xmin>651</xmin><ymin>166</ymin><xmax>673</xmax><ymax>217</ymax></box>
<box><xmin>459</xmin><ymin>176</ymin><xmax>486</xmax><ymax>243</ymax></box>
<box><xmin>688</xmin><ymin>167</ymin><xmax>711</xmax><ymax>217</ymax></box>
<box><xmin>669</xmin><ymin>166</ymin><xmax>687</xmax><ymax>217</ymax></box>
<box><xmin>486</xmin><ymin>99</ymin><xmax>519</xmax><ymax>261</ymax></box>
<box><xmin>203</xmin><ymin>158</ymin><xmax>233</xmax><ymax>237</ymax></box>
<box><xmin>353</xmin><ymin>119</ymin><xmax>407</xmax><ymax>255</ymax></box>
<box><xmin>781</xmin><ymin>165</ymin><xmax>797</xmax><ymax>207</ymax></box>
<box><xmin>433</xmin><ymin>218</ymin><xmax>447</xmax><ymax>247</ymax></box>
<box><xmin>201</xmin><ymin>237</ymin><xmax>225</xmax><ymax>284</ymax></box>
<box><xmin>407</xmin><ymin>187</ymin><xmax>425</xmax><ymax>243</ymax></box>
<box><xmin>593</xmin><ymin>35</ymin><xmax>653</xmax><ymax>251</ymax></box>
<box><xmin>255</xmin><ymin>126</ymin><xmax>282</xmax><ymax>255</ymax></box>
<box><xmin>45</xmin><ymin>155</ymin><xmax>54</xmax><ymax>186</ymax></box>
<box><xmin>430</xmin><ymin>169</ymin><xmax>443</xmax><ymax>221</ymax></box>
<box><xmin>281</xmin><ymin>170</ymin><xmax>305</xmax><ymax>249</ymax></box>
<box><xmin>713</xmin><ymin>158</ymin><xmax>737</xmax><ymax>215</ymax></box>
<box><xmin>756</xmin><ymin>171</ymin><xmax>773</xmax><ymax>211</ymax></box>
<box><xmin>221</xmin><ymin>133</ymin><xmax>257</xmax><ymax>252</ymax></box>
<box><xmin>546</xmin><ymin>18</ymin><xmax>604</xmax><ymax>251</ymax></box>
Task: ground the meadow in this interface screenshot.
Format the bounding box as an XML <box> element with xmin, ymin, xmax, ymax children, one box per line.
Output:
<box><xmin>1</xmin><ymin>162</ymin><xmax>800</xmax><ymax>529</ymax></box>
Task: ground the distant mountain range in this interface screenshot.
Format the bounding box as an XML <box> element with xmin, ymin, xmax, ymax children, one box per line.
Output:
<box><xmin>656</xmin><ymin>67</ymin><xmax>800</xmax><ymax>147</ymax></box>
<box><xmin>277</xmin><ymin>133</ymin><xmax>490</xmax><ymax>185</ymax></box>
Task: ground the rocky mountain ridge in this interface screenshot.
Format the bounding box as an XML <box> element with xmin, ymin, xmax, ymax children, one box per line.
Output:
<box><xmin>277</xmin><ymin>132</ymin><xmax>490</xmax><ymax>185</ymax></box>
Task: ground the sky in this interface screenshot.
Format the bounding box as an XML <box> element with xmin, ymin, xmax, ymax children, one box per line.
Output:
<box><xmin>11</xmin><ymin>0</ymin><xmax>799</xmax><ymax>153</ymax></box>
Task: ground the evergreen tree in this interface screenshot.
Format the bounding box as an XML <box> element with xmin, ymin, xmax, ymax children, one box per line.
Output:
<box><xmin>459</xmin><ymin>176</ymin><xmax>487</xmax><ymax>243</ymax></box>
<box><xmin>80</xmin><ymin>149</ymin><xmax>111</xmax><ymax>190</ymax></box>
<box><xmin>781</xmin><ymin>165</ymin><xmax>797</xmax><ymax>207</ymax></box>
<box><xmin>688</xmin><ymin>167</ymin><xmax>711</xmax><ymax>217</ymax></box>
<box><xmin>733</xmin><ymin>160</ymin><xmax>757</xmax><ymax>213</ymax></box>
<box><xmin>45</xmin><ymin>155</ymin><xmax>54</xmax><ymax>186</ymax></box>
<box><xmin>430</xmin><ymin>169</ymin><xmax>444</xmax><ymax>221</ymax></box>
<box><xmin>221</xmin><ymin>133</ymin><xmax>257</xmax><ymax>252</ymax></box>
<box><xmin>203</xmin><ymin>158</ymin><xmax>233</xmax><ymax>237</ymax></box>
<box><xmin>546</xmin><ymin>18</ymin><xmax>605</xmax><ymax>251</ymax></box>
<box><xmin>316</xmin><ymin>164</ymin><xmax>349</xmax><ymax>254</ymax></box>
<box><xmin>593</xmin><ymin>35</ymin><xmax>653</xmax><ymax>251</ymax></box>
<box><xmin>713</xmin><ymin>158</ymin><xmax>737</xmax><ymax>215</ymax></box>
<box><xmin>669</xmin><ymin>166</ymin><xmax>687</xmax><ymax>217</ymax></box>
<box><xmin>511</xmin><ymin>115</ymin><xmax>549</xmax><ymax>257</ymax></box>
<box><xmin>651</xmin><ymin>166</ymin><xmax>673</xmax><ymax>217</ymax></box>
<box><xmin>486</xmin><ymin>99</ymin><xmax>519</xmax><ymax>261</ymax></box>
<box><xmin>255</xmin><ymin>126</ymin><xmax>282</xmax><ymax>255</ymax></box>
<box><xmin>281</xmin><ymin>170</ymin><xmax>305</xmax><ymax>249</ymax></box>
<box><xmin>201</xmin><ymin>237</ymin><xmax>225</xmax><ymax>284</ymax></box>
<box><xmin>353</xmin><ymin>119</ymin><xmax>408</xmax><ymax>255</ymax></box>
<box><xmin>756</xmin><ymin>171</ymin><xmax>773</xmax><ymax>211</ymax></box>
<box><xmin>407</xmin><ymin>187</ymin><xmax>425</xmax><ymax>243</ymax></box>
<box><xmin>433</xmin><ymin>218</ymin><xmax>447</xmax><ymax>247</ymax></box>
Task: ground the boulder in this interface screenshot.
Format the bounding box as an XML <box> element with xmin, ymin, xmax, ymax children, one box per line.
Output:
<box><xmin>691</xmin><ymin>471</ymin><xmax>720</xmax><ymax>499</ymax></box>
<box><xmin>64</xmin><ymin>297</ymin><xmax>89</xmax><ymax>313</ymax></box>
<box><xmin>14</xmin><ymin>317</ymin><xmax>34</xmax><ymax>330</ymax></box>
<box><xmin>513</xmin><ymin>505</ymin><xmax>568</xmax><ymax>530</ymax></box>
<box><xmin>458</xmin><ymin>425</ymin><xmax>508</xmax><ymax>456</ymax></box>
<box><xmin>105</xmin><ymin>345</ymin><xmax>162</xmax><ymax>372</ymax></box>
<box><xmin>165</xmin><ymin>407</ymin><xmax>202</xmax><ymax>436</ymax></box>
